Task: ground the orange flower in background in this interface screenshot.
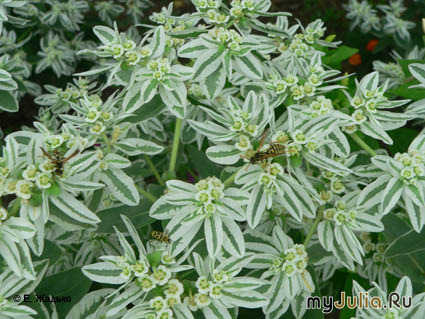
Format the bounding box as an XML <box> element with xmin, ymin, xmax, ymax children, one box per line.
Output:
<box><xmin>366</xmin><ymin>39</ymin><xmax>379</xmax><ymax>52</ymax></box>
<box><xmin>348</xmin><ymin>53</ymin><xmax>362</xmax><ymax>66</ymax></box>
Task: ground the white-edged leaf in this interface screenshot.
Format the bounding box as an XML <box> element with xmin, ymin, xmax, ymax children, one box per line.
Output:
<box><xmin>380</xmin><ymin>177</ymin><xmax>404</xmax><ymax>215</ymax></box>
<box><xmin>206</xmin><ymin>145</ymin><xmax>241</xmax><ymax>165</ymax></box>
<box><xmin>115</xmin><ymin>138</ymin><xmax>164</xmax><ymax>156</ymax></box>
<box><xmin>317</xmin><ymin>220</ymin><xmax>334</xmax><ymax>251</ymax></box>
<box><xmin>204</xmin><ymin>214</ymin><xmax>223</xmax><ymax>257</ymax></box>
<box><xmin>82</xmin><ymin>262</ymin><xmax>126</xmax><ymax>284</ymax></box>
<box><xmin>192</xmin><ymin>49</ymin><xmax>224</xmax><ymax>81</ymax></box>
<box><xmin>221</xmin><ymin>217</ymin><xmax>245</xmax><ymax>257</ymax></box>
<box><xmin>100</xmin><ymin>169</ymin><xmax>140</xmax><ymax>206</ymax></box>
<box><xmin>50</xmin><ymin>191</ymin><xmax>101</xmax><ymax>224</ymax></box>
<box><xmin>246</xmin><ymin>185</ymin><xmax>266</xmax><ymax>228</ymax></box>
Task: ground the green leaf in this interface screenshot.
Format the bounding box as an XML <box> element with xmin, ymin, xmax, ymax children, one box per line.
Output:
<box><xmin>399</xmin><ymin>59</ymin><xmax>425</xmax><ymax>77</ymax></box>
<box><xmin>322</xmin><ymin>45</ymin><xmax>358</xmax><ymax>69</ymax></box>
<box><xmin>46</xmin><ymin>181</ymin><xmax>61</xmax><ymax>196</ymax></box>
<box><xmin>82</xmin><ymin>262</ymin><xmax>125</xmax><ymax>284</ymax></box>
<box><xmin>206</xmin><ymin>145</ymin><xmax>241</xmax><ymax>165</ymax></box>
<box><xmin>32</xmin><ymin>239</ymin><xmax>62</xmax><ymax>265</ymax></box>
<box><xmin>389</xmin><ymin>82</ymin><xmax>425</xmax><ymax>101</ymax></box>
<box><xmin>246</xmin><ymin>185</ymin><xmax>266</xmax><ymax>228</ymax></box>
<box><xmin>49</xmin><ymin>191</ymin><xmax>100</xmax><ymax>224</ymax></box>
<box><xmin>100</xmin><ymin>169</ymin><xmax>140</xmax><ymax>206</ymax></box>
<box><xmin>383</xmin><ymin>214</ymin><xmax>425</xmax><ymax>284</ymax></box>
<box><xmin>97</xmin><ymin>200</ymin><xmax>153</xmax><ymax>233</ymax></box>
<box><xmin>380</xmin><ymin>177</ymin><xmax>404</xmax><ymax>214</ymax></box>
<box><xmin>93</xmin><ymin>25</ymin><xmax>116</xmax><ymax>44</ymax></box>
<box><xmin>125</xmin><ymin>94</ymin><xmax>165</xmax><ymax>122</ymax></box>
<box><xmin>204</xmin><ymin>214</ymin><xmax>223</xmax><ymax>257</ymax></box>
<box><xmin>192</xmin><ymin>49</ymin><xmax>224</xmax><ymax>81</ymax></box>
<box><xmin>186</xmin><ymin>145</ymin><xmax>221</xmax><ymax>178</ymax></box>
<box><xmin>65</xmin><ymin>289</ymin><xmax>115</xmax><ymax>319</ymax></box>
<box><xmin>386</xmin><ymin>227</ymin><xmax>425</xmax><ymax>258</ymax></box>
<box><xmin>0</xmin><ymin>90</ymin><xmax>18</xmax><ymax>112</ymax></box>
<box><xmin>114</xmin><ymin>138</ymin><xmax>164</xmax><ymax>156</ymax></box>
<box><xmin>388</xmin><ymin>128</ymin><xmax>419</xmax><ymax>154</ymax></box>
<box><xmin>200</xmin><ymin>66</ymin><xmax>226</xmax><ymax>100</ymax></box>
<box><xmin>35</xmin><ymin>268</ymin><xmax>92</xmax><ymax>317</ymax></box>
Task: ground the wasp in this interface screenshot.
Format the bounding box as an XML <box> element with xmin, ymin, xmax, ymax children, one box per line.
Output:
<box><xmin>242</xmin><ymin>129</ymin><xmax>287</xmax><ymax>165</ymax></box>
<box><xmin>40</xmin><ymin>147</ymin><xmax>79</xmax><ymax>177</ymax></box>
<box><xmin>151</xmin><ymin>230</ymin><xmax>171</xmax><ymax>244</ymax></box>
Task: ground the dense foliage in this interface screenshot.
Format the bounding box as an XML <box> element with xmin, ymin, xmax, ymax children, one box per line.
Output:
<box><xmin>1</xmin><ymin>1</ymin><xmax>425</xmax><ymax>319</ymax></box>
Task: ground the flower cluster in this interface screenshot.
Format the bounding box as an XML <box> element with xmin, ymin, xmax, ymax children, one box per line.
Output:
<box><xmin>1</xmin><ymin>1</ymin><xmax>425</xmax><ymax>319</ymax></box>
<box><xmin>344</xmin><ymin>0</ymin><xmax>415</xmax><ymax>44</ymax></box>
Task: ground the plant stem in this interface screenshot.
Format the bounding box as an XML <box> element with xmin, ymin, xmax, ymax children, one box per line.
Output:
<box><xmin>101</xmin><ymin>132</ymin><xmax>112</xmax><ymax>153</ymax></box>
<box><xmin>303</xmin><ymin>206</ymin><xmax>324</xmax><ymax>247</ymax></box>
<box><xmin>187</xmin><ymin>95</ymin><xmax>211</xmax><ymax>108</ymax></box>
<box><xmin>144</xmin><ymin>155</ymin><xmax>165</xmax><ymax>187</ymax></box>
<box><xmin>136</xmin><ymin>185</ymin><xmax>157</xmax><ymax>203</ymax></box>
<box><xmin>350</xmin><ymin>132</ymin><xmax>377</xmax><ymax>157</ymax></box>
<box><xmin>168</xmin><ymin>118</ymin><xmax>182</xmax><ymax>180</ymax></box>
<box><xmin>223</xmin><ymin>170</ymin><xmax>238</xmax><ymax>187</ymax></box>
<box><xmin>8</xmin><ymin>198</ymin><xmax>21</xmax><ymax>217</ymax></box>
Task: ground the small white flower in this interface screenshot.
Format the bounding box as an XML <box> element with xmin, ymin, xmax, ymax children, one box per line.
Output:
<box><xmin>209</xmin><ymin>283</ymin><xmax>223</xmax><ymax>299</ymax></box>
<box><xmin>352</xmin><ymin>109</ymin><xmax>367</xmax><ymax>124</ymax></box>
<box><xmin>125</xmin><ymin>50</ymin><xmax>141</xmax><ymax>65</ymax></box>
<box><xmin>195</xmin><ymin>293</ymin><xmax>211</xmax><ymax>308</ymax></box>
<box><xmin>16</xmin><ymin>180</ymin><xmax>33</xmax><ymax>200</ymax></box>
<box><xmin>35</xmin><ymin>172</ymin><xmax>52</xmax><ymax>189</ymax></box>
<box><xmin>212</xmin><ymin>270</ymin><xmax>229</xmax><ymax>284</ymax></box>
<box><xmin>258</xmin><ymin>173</ymin><xmax>274</xmax><ymax>188</ymax></box>
<box><xmin>0</xmin><ymin>207</ymin><xmax>7</xmax><ymax>221</ymax></box>
<box><xmin>161</xmin><ymin>252</ymin><xmax>176</xmax><ymax>265</ymax></box>
<box><xmin>136</xmin><ymin>274</ymin><xmax>157</xmax><ymax>292</ymax></box>
<box><xmin>140</xmin><ymin>46</ymin><xmax>152</xmax><ymax>57</ymax></box>
<box><xmin>90</xmin><ymin>121</ymin><xmax>106</xmax><ymax>135</ymax></box>
<box><xmin>333</xmin><ymin>210</ymin><xmax>347</xmax><ymax>226</ymax></box>
<box><xmin>195</xmin><ymin>190</ymin><xmax>211</xmax><ymax>204</ymax></box>
<box><xmin>165</xmin><ymin>279</ymin><xmax>184</xmax><ymax>296</ymax></box>
<box><xmin>120</xmin><ymin>265</ymin><xmax>132</xmax><ymax>280</ymax></box>
<box><xmin>165</xmin><ymin>294</ymin><xmax>181</xmax><ymax>308</ymax></box>
<box><xmin>157</xmin><ymin>308</ymin><xmax>173</xmax><ymax>319</ymax></box>
<box><xmin>111</xmin><ymin>43</ymin><xmax>124</xmax><ymax>58</ymax></box>
<box><xmin>0</xmin><ymin>166</ymin><xmax>9</xmax><ymax>177</ymax></box>
<box><xmin>268</xmin><ymin>163</ymin><xmax>284</xmax><ymax>176</ymax></box>
<box><xmin>150</xmin><ymin>296</ymin><xmax>166</xmax><ymax>312</ymax></box>
<box><xmin>47</xmin><ymin>135</ymin><xmax>64</xmax><ymax>148</ymax></box>
<box><xmin>235</xmin><ymin>135</ymin><xmax>252</xmax><ymax>151</ymax></box>
<box><xmin>85</xmin><ymin>108</ymin><xmax>100</xmax><ymax>123</ymax></box>
<box><xmin>184</xmin><ymin>295</ymin><xmax>199</xmax><ymax>312</ymax></box>
<box><xmin>152</xmin><ymin>265</ymin><xmax>172</xmax><ymax>286</ymax></box>
<box><xmin>196</xmin><ymin>276</ymin><xmax>211</xmax><ymax>293</ymax></box>
<box><xmin>292</xmin><ymin>130</ymin><xmax>307</xmax><ymax>145</ymax></box>
<box><xmin>22</xmin><ymin>165</ymin><xmax>38</xmax><ymax>181</ymax></box>
<box><xmin>290</xmin><ymin>85</ymin><xmax>305</xmax><ymax>100</ymax></box>
<box><xmin>131</xmin><ymin>260</ymin><xmax>149</xmax><ymax>277</ymax></box>
<box><xmin>123</xmin><ymin>40</ymin><xmax>136</xmax><ymax>50</ymax></box>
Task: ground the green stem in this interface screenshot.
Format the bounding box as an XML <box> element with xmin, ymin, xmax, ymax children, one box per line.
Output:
<box><xmin>223</xmin><ymin>170</ymin><xmax>238</xmax><ymax>187</ymax></box>
<box><xmin>168</xmin><ymin>118</ymin><xmax>183</xmax><ymax>180</ymax></box>
<box><xmin>144</xmin><ymin>155</ymin><xmax>165</xmax><ymax>187</ymax></box>
<box><xmin>187</xmin><ymin>95</ymin><xmax>211</xmax><ymax>109</ymax></box>
<box><xmin>136</xmin><ymin>185</ymin><xmax>157</xmax><ymax>203</ymax></box>
<box><xmin>303</xmin><ymin>206</ymin><xmax>324</xmax><ymax>247</ymax></box>
<box><xmin>101</xmin><ymin>132</ymin><xmax>112</xmax><ymax>153</ymax></box>
<box><xmin>8</xmin><ymin>198</ymin><xmax>22</xmax><ymax>217</ymax></box>
<box><xmin>350</xmin><ymin>132</ymin><xmax>377</xmax><ymax>157</ymax></box>
<box><xmin>179</xmin><ymin>269</ymin><xmax>195</xmax><ymax>280</ymax></box>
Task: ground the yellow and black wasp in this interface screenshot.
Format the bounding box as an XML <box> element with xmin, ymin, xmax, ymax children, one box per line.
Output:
<box><xmin>242</xmin><ymin>129</ymin><xmax>287</xmax><ymax>165</ymax></box>
<box><xmin>151</xmin><ymin>230</ymin><xmax>171</xmax><ymax>244</ymax></box>
<box><xmin>40</xmin><ymin>147</ymin><xmax>79</xmax><ymax>177</ymax></box>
